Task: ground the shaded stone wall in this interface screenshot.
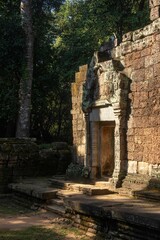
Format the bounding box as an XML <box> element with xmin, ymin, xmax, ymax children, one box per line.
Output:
<box><xmin>0</xmin><ymin>138</ymin><xmax>38</xmax><ymax>192</ymax></box>
<box><xmin>71</xmin><ymin>0</ymin><xmax>160</xmax><ymax>182</ymax></box>
<box><xmin>65</xmin><ymin>210</ymin><xmax>160</xmax><ymax>240</ymax></box>
<box><xmin>0</xmin><ymin>139</ymin><xmax>71</xmax><ymax>192</ymax></box>
<box><xmin>71</xmin><ymin>65</ymin><xmax>88</xmax><ymax>164</ymax></box>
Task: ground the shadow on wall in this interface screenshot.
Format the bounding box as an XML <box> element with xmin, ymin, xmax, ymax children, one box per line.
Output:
<box><xmin>0</xmin><ymin>139</ymin><xmax>72</xmax><ymax>193</ymax></box>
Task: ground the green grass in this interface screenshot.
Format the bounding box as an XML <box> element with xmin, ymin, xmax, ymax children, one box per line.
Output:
<box><xmin>0</xmin><ymin>227</ymin><xmax>61</xmax><ymax>240</ymax></box>
<box><xmin>0</xmin><ymin>198</ymin><xmax>103</xmax><ymax>240</ymax></box>
<box><xmin>0</xmin><ymin>226</ymin><xmax>90</xmax><ymax>240</ymax></box>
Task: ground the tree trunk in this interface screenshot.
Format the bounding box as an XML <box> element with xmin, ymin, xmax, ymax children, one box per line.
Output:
<box><xmin>16</xmin><ymin>0</ymin><xmax>34</xmax><ymax>138</ymax></box>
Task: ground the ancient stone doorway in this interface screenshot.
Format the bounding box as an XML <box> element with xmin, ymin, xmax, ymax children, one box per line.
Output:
<box><xmin>99</xmin><ymin>122</ymin><xmax>115</xmax><ymax>178</ymax></box>
<box><xmin>89</xmin><ymin>106</ymin><xmax>116</xmax><ymax>179</ymax></box>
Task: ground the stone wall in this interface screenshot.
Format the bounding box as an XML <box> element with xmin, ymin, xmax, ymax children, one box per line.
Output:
<box><xmin>71</xmin><ymin>65</ymin><xmax>88</xmax><ymax>164</ymax></box>
<box><xmin>71</xmin><ymin>0</ymin><xmax>160</xmax><ymax>182</ymax></box>
<box><xmin>65</xmin><ymin>207</ymin><xmax>160</xmax><ymax>240</ymax></box>
<box><xmin>0</xmin><ymin>139</ymin><xmax>71</xmax><ymax>192</ymax></box>
<box><xmin>117</xmin><ymin>17</ymin><xmax>160</xmax><ymax>176</ymax></box>
<box><xmin>0</xmin><ymin>138</ymin><xmax>38</xmax><ymax>192</ymax></box>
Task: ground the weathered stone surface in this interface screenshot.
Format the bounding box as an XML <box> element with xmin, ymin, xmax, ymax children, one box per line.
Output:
<box><xmin>150</xmin><ymin>6</ymin><xmax>160</xmax><ymax>20</ymax></box>
<box><xmin>0</xmin><ymin>139</ymin><xmax>72</xmax><ymax>192</ymax></box>
<box><xmin>71</xmin><ymin>7</ymin><xmax>160</xmax><ymax>188</ymax></box>
<box><xmin>122</xmin><ymin>32</ymin><xmax>133</xmax><ymax>42</ymax></box>
<box><xmin>149</xmin><ymin>0</ymin><xmax>160</xmax><ymax>8</ymax></box>
<box><xmin>8</xmin><ymin>175</ymin><xmax>160</xmax><ymax>239</ymax></box>
<box><xmin>128</xmin><ymin>161</ymin><xmax>137</xmax><ymax>174</ymax></box>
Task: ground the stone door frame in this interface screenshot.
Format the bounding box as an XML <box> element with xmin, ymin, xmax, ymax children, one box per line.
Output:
<box><xmin>87</xmin><ymin>72</ymin><xmax>130</xmax><ymax>187</ymax></box>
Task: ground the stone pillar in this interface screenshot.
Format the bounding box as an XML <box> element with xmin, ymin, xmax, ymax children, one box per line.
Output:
<box><xmin>111</xmin><ymin>105</ymin><xmax>128</xmax><ymax>187</ymax></box>
<box><xmin>84</xmin><ymin>113</ymin><xmax>90</xmax><ymax>167</ymax></box>
<box><xmin>149</xmin><ymin>0</ymin><xmax>160</xmax><ymax>21</ymax></box>
<box><xmin>90</xmin><ymin>122</ymin><xmax>99</xmax><ymax>178</ymax></box>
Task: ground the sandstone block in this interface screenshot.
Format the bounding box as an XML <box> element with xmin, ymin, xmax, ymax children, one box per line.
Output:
<box><xmin>152</xmin><ymin>18</ymin><xmax>160</xmax><ymax>33</ymax></box>
<box><xmin>138</xmin><ymin>162</ymin><xmax>149</xmax><ymax>175</ymax></box>
<box><xmin>135</xmin><ymin>128</ymin><xmax>144</xmax><ymax>135</ymax></box>
<box><xmin>141</xmin><ymin>47</ymin><xmax>151</xmax><ymax>57</ymax></box>
<box><xmin>121</xmin><ymin>41</ymin><xmax>132</xmax><ymax>55</ymax></box>
<box><xmin>145</xmin><ymin>55</ymin><xmax>154</xmax><ymax>68</ymax></box>
<box><xmin>151</xmin><ymin>41</ymin><xmax>160</xmax><ymax>54</ymax></box>
<box><xmin>71</xmin><ymin>83</ymin><xmax>78</xmax><ymax>96</ymax></box>
<box><xmin>134</xmin><ymin>152</ymin><xmax>143</xmax><ymax>161</ymax></box>
<box><xmin>149</xmin><ymin>0</ymin><xmax>160</xmax><ymax>8</ymax></box>
<box><xmin>124</xmin><ymin>54</ymin><xmax>133</xmax><ymax>67</ymax></box>
<box><xmin>150</xmin><ymin>6</ymin><xmax>160</xmax><ymax>21</ymax></box>
<box><xmin>132</xmin><ymin>36</ymin><xmax>153</xmax><ymax>52</ymax></box>
<box><xmin>122</xmin><ymin>32</ymin><xmax>133</xmax><ymax>42</ymax></box>
<box><xmin>154</xmin><ymin>62</ymin><xmax>160</xmax><ymax>76</ymax></box>
<box><xmin>136</xmin><ymin>81</ymin><xmax>149</xmax><ymax>92</ymax></box>
<box><xmin>153</xmin><ymin>51</ymin><xmax>160</xmax><ymax>64</ymax></box>
<box><xmin>77</xmin><ymin>145</ymin><xmax>85</xmax><ymax>156</ymax></box>
<box><xmin>131</xmin><ymin>69</ymin><xmax>145</xmax><ymax>82</ymax></box>
<box><xmin>127</xmin><ymin>142</ymin><xmax>135</xmax><ymax>152</ymax></box>
<box><xmin>133</xmin><ymin>28</ymin><xmax>144</xmax><ymax>41</ymax></box>
<box><xmin>143</xmin><ymin>24</ymin><xmax>153</xmax><ymax>37</ymax></box>
<box><xmin>130</xmin><ymin>82</ymin><xmax>137</xmax><ymax>92</ymax></box>
<box><xmin>127</xmin><ymin>128</ymin><xmax>135</xmax><ymax>136</ymax></box>
<box><xmin>80</xmin><ymin>71</ymin><xmax>87</xmax><ymax>82</ymax></box>
<box><xmin>156</xmin><ymin>33</ymin><xmax>160</xmax><ymax>41</ymax></box>
<box><xmin>128</xmin><ymin>160</ymin><xmax>137</xmax><ymax>174</ymax></box>
<box><xmin>79</xmin><ymin>64</ymin><xmax>88</xmax><ymax>72</ymax></box>
<box><xmin>145</xmin><ymin>66</ymin><xmax>154</xmax><ymax>81</ymax></box>
<box><xmin>133</xmin><ymin>57</ymin><xmax>145</xmax><ymax>69</ymax></box>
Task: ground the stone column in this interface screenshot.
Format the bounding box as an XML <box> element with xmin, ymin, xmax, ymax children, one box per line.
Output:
<box><xmin>90</xmin><ymin>121</ymin><xmax>99</xmax><ymax>178</ymax></box>
<box><xmin>149</xmin><ymin>0</ymin><xmax>160</xmax><ymax>21</ymax></box>
<box><xmin>112</xmin><ymin>105</ymin><xmax>128</xmax><ymax>187</ymax></box>
<box><xmin>84</xmin><ymin>113</ymin><xmax>90</xmax><ymax>167</ymax></box>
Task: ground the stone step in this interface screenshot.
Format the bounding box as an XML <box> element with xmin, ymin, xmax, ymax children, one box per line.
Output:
<box><xmin>50</xmin><ymin>177</ymin><xmax>113</xmax><ymax>196</ymax></box>
<box><xmin>117</xmin><ymin>188</ymin><xmax>133</xmax><ymax>197</ymax></box>
<box><xmin>122</xmin><ymin>174</ymin><xmax>151</xmax><ymax>185</ymax></box>
<box><xmin>57</xmin><ymin>186</ymin><xmax>114</xmax><ymax>197</ymax></box>
<box><xmin>133</xmin><ymin>190</ymin><xmax>160</xmax><ymax>202</ymax></box>
<box><xmin>122</xmin><ymin>183</ymin><xmax>147</xmax><ymax>191</ymax></box>
<box><xmin>49</xmin><ymin>178</ymin><xmax>71</xmax><ymax>189</ymax></box>
<box><xmin>56</xmin><ymin>190</ymin><xmax>82</xmax><ymax>199</ymax></box>
<box><xmin>47</xmin><ymin>198</ymin><xmax>64</xmax><ymax>206</ymax></box>
<box><xmin>82</xmin><ymin>187</ymin><xmax>114</xmax><ymax>196</ymax></box>
<box><xmin>94</xmin><ymin>181</ymin><xmax>111</xmax><ymax>188</ymax></box>
<box><xmin>67</xmin><ymin>182</ymin><xmax>114</xmax><ymax>196</ymax></box>
<box><xmin>9</xmin><ymin>183</ymin><xmax>58</xmax><ymax>200</ymax></box>
<box><xmin>118</xmin><ymin>187</ymin><xmax>160</xmax><ymax>202</ymax></box>
<box><xmin>45</xmin><ymin>204</ymin><xmax>65</xmax><ymax>216</ymax></box>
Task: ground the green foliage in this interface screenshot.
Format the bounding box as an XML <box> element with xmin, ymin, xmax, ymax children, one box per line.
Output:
<box><xmin>0</xmin><ymin>0</ymin><xmax>150</xmax><ymax>141</ymax></box>
<box><xmin>0</xmin><ymin>0</ymin><xmax>25</xmax><ymax>136</ymax></box>
<box><xmin>66</xmin><ymin>162</ymin><xmax>90</xmax><ymax>180</ymax></box>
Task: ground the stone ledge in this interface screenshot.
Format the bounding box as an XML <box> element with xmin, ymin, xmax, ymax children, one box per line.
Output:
<box><xmin>8</xmin><ymin>182</ymin><xmax>58</xmax><ymax>200</ymax></box>
<box><xmin>64</xmin><ymin>194</ymin><xmax>160</xmax><ymax>230</ymax></box>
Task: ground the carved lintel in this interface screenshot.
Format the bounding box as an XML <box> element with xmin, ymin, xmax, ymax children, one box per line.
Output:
<box><xmin>92</xmin><ymin>100</ymin><xmax>111</xmax><ymax>108</ymax></box>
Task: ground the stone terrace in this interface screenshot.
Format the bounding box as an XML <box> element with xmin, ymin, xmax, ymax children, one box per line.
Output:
<box><xmin>9</xmin><ymin>176</ymin><xmax>160</xmax><ymax>239</ymax></box>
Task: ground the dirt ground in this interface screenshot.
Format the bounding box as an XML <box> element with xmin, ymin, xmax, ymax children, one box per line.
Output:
<box><xmin>0</xmin><ymin>210</ymin><xmax>65</xmax><ymax>230</ymax></box>
<box><xmin>0</xmin><ymin>197</ymin><xmax>95</xmax><ymax>240</ymax></box>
